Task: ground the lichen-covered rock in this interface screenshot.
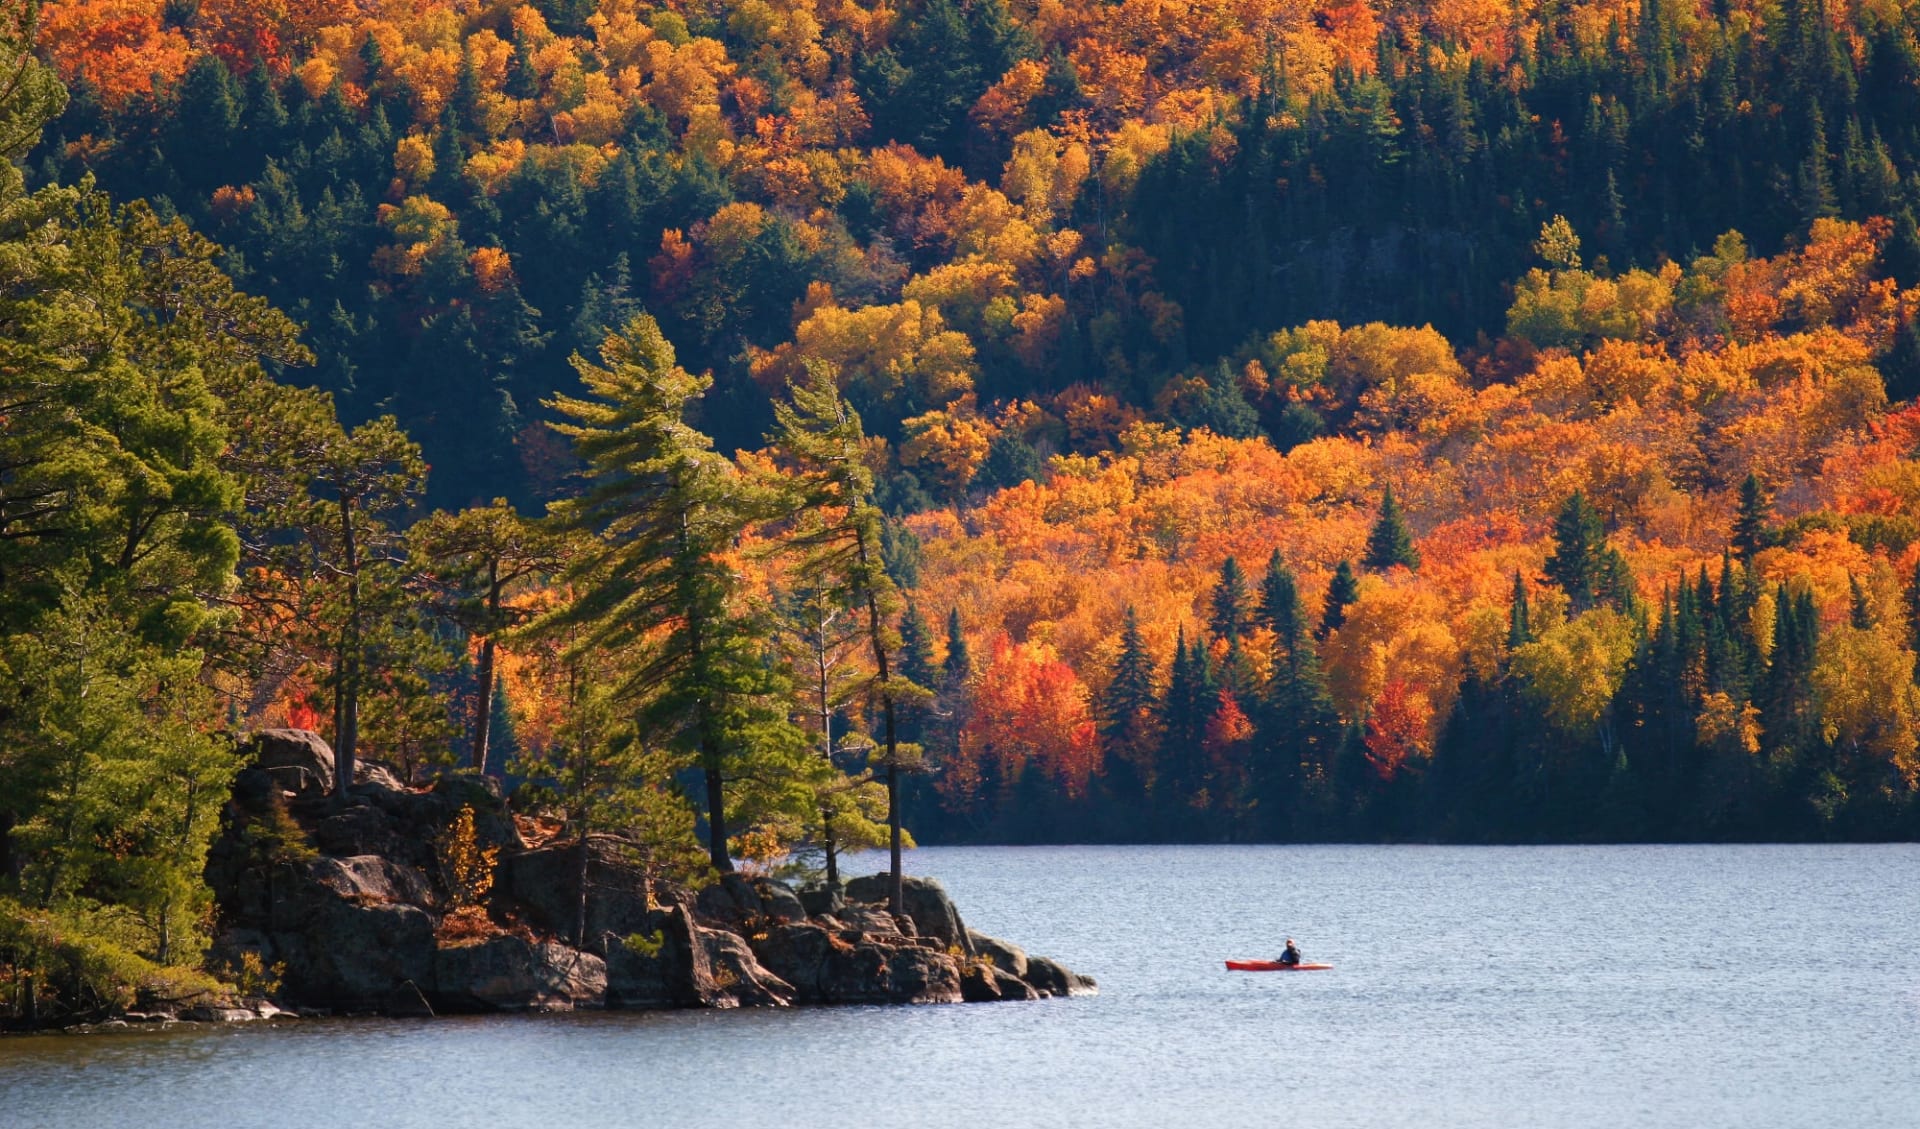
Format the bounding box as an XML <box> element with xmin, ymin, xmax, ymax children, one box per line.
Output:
<box><xmin>431</xmin><ymin>937</ymin><xmax>607</xmax><ymax>1012</ymax></box>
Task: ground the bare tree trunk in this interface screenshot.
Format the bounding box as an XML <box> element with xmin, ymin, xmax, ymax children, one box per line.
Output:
<box><xmin>815</xmin><ymin>609</ymin><xmax>840</xmax><ymax>890</ymax></box>
<box><xmin>703</xmin><ymin>764</ymin><xmax>731</xmax><ymax>873</ymax></box>
<box><xmin>852</xmin><ymin>530</ymin><xmax>904</xmax><ymax>916</ymax></box>
<box><xmin>334</xmin><ymin>494</ymin><xmax>360</xmax><ymax>803</ymax></box>
<box><xmin>575</xmin><ymin>829</ymin><xmax>591</xmax><ymax>948</ymax></box>
<box><xmin>473</xmin><ymin>564</ymin><xmax>500</xmax><ymax>775</ymax></box>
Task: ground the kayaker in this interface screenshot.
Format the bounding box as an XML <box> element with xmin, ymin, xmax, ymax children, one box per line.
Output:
<box><xmin>1279</xmin><ymin>939</ymin><xmax>1301</xmax><ymax>967</ymax></box>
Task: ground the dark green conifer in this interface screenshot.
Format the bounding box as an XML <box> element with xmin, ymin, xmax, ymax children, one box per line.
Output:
<box><xmin>1363</xmin><ymin>485</ymin><xmax>1421</xmax><ymax>572</ymax></box>
<box><xmin>1209</xmin><ymin>556</ymin><xmax>1252</xmax><ymax>640</ymax></box>
<box><xmin>1320</xmin><ymin>560</ymin><xmax>1359</xmax><ymax>638</ymax></box>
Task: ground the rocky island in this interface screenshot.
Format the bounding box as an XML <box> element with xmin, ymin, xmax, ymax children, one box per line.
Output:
<box><xmin>190</xmin><ymin>731</ymin><xmax>1093</xmax><ymax>1021</ymax></box>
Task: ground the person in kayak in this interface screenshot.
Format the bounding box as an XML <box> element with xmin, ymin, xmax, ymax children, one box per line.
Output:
<box><xmin>1279</xmin><ymin>939</ymin><xmax>1302</xmax><ymax>967</ymax></box>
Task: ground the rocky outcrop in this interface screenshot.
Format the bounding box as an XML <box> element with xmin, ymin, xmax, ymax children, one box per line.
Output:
<box><xmin>206</xmin><ymin>730</ymin><xmax>1092</xmax><ymax>1019</ymax></box>
<box><xmin>432</xmin><ymin>937</ymin><xmax>608</xmax><ymax>1012</ymax></box>
<box><xmin>501</xmin><ymin>839</ymin><xmax>656</xmax><ymax>942</ymax></box>
<box><xmin>843</xmin><ymin>874</ymin><xmax>973</xmax><ymax>954</ymax></box>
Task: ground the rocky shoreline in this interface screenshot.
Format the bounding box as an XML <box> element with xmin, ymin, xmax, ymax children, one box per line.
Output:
<box><xmin>148</xmin><ymin>730</ymin><xmax>1093</xmax><ymax>1024</ymax></box>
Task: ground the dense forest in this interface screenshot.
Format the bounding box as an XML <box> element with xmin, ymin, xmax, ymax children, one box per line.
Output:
<box><xmin>6</xmin><ymin>0</ymin><xmax>1920</xmax><ymax>1017</ymax></box>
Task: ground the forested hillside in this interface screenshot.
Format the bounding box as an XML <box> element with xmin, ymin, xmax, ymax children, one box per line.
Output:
<box><xmin>8</xmin><ymin>0</ymin><xmax>1920</xmax><ymax>1022</ymax></box>
<box><xmin>36</xmin><ymin>0</ymin><xmax>1920</xmax><ymax>505</ymax></box>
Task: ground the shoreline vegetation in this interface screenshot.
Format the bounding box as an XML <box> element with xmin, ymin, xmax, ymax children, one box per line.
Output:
<box><xmin>7</xmin><ymin>0</ymin><xmax>1920</xmax><ymax>1028</ymax></box>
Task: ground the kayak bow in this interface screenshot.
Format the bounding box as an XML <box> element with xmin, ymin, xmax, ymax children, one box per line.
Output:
<box><xmin>1225</xmin><ymin>960</ymin><xmax>1334</xmax><ymax>971</ymax></box>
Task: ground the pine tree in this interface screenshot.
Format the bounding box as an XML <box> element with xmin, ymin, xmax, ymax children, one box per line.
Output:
<box><xmin>542</xmin><ymin>315</ymin><xmax>807</xmax><ymax>873</ymax></box>
<box><xmin>1320</xmin><ymin>560</ymin><xmax>1360</xmax><ymax>638</ymax></box>
<box><xmin>1363</xmin><ymin>486</ymin><xmax>1421</xmax><ymax>572</ymax></box>
<box><xmin>1209</xmin><ymin>556</ymin><xmax>1252</xmax><ymax>640</ymax></box>
<box><xmin>766</xmin><ymin>368</ymin><xmax>930</xmax><ymax>906</ymax></box>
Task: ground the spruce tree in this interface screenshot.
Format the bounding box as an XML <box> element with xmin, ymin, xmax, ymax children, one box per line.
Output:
<box><xmin>1363</xmin><ymin>486</ymin><xmax>1421</xmax><ymax>572</ymax></box>
<box><xmin>1849</xmin><ymin>575</ymin><xmax>1874</xmax><ymax>629</ymax></box>
<box><xmin>1508</xmin><ymin>571</ymin><xmax>1533</xmax><ymax>649</ymax></box>
<box><xmin>1733</xmin><ymin>474</ymin><xmax>1772</xmax><ymax>564</ymax></box>
<box><xmin>944</xmin><ymin>607</ymin><xmax>972</xmax><ymax>692</ymax></box>
<box><xmin>897</xmin><ymin>601</ymin><xmax>937</xmax><ymax>742</ymax></box>
<box><xmin>1259</xmin><ymin>551</ymin><xmax>1303</xmax><ymax>647</ymax></box>
<box><xmin>1099</xmin><ymin>607</ymin><xmax>1158</xmax><ymax>802</ymax></box>
<box><xmin>1320</xmin><ymin>560</ymin><xmax>1360</xmax><ymax>638</ymax></box>
<box><xmin>1546</xmin><ymin>491</ymin><xmax>1633</xmax><ymax>613</ymax></box>
<box><xmin>1209</xmin><ymin>556</ymin><xmax>1252</xmax><ymax>640</ymax></box>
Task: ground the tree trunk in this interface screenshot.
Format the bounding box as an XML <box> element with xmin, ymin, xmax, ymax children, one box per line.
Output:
<box><xmin>816</xmin><ymin>618</ymin><xmax>839</xmax><ymax>889</ymax></box>
<box><xmin>334</xmin><ymin>494</ymin><xmax>360</xmax><ymax>802</ymax></box>
<box><xmin>886</xmin><ymin>761</ymin><xmax>901</xmax><ymax>914</ymax></box>
<box><xmin>473</xmin><ymin>567</ymin><xmax>500</xmax><ymax>775</ymax></box>
<box><xmin>575</xmin><ymin>830</ymin><xmax>591</xmax><ymax>948</ymax></box>
<box><xmin>852</xmin><ymin>530</ymin><xmax>904</xmax><ymax>916</ymax></box>
<box><xmin>703</xmin><ymin>764</ymin><xmax>732</xmax><ymax>873</ymax></box>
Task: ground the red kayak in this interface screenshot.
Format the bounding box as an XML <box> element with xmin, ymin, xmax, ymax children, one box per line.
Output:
<box><xmin>1225</xmin><ymin>960</ymin><xmax>1334</xmax><ymax>971</ymax></box>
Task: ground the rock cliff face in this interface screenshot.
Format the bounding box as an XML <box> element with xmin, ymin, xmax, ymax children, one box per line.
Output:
<box><xmin>205</xmin><ymin>730</ymin><xmax>1094</xmax><ymax>1016</ymax></box>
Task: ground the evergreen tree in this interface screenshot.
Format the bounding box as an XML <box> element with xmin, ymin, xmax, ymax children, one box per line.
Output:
<box><xmin>1733</xmin><ymin>474</ymin><xmax>1772</xmax><ymax>564</ymax></box>
<box><xmin>1546</xmin><ymin>491</ymin><xmax>1634</xmax><ymax>613</ymax></box>
<box><xmin>1099</xmin><ymin>607</ymin><xmax>1159</xmax><ymax>803</ymax></box>
<box><xmin>1209</xmin><ymin>556</ymin><xmax>1252</xmax><ymax>640</ymax></box>
<box><xmin>1320</xmin><ymin>560</ymin><xmax>1360</xmax><ymax>638</ymax></box>
<box><xmin>975</xmin><ymin>426</ymin><xmax>1044</xmax><ymax>492</ymax></box>
<box><xmin>1363</xmin><ymin>485</ymin><xmax>1421</xmax><ymax>572</ymax></box>
<box><xmin>1849</xmin><ymin>575</ymin><xmax>1875</xmax><ymax>629</ymax></box>
<box><xmin>944</xmin><ymin>606</ymin><xmax>972</xmax><ymax>692</ymax></box>
<box><xmin>409</xmin><ymin>500</ymin><xmax>568</xmax><ymax>776</ymax></box>
<box><xmin>542</xmin><ymin>315</ymin><xmax>808</xmax><ymax>873</ymax></box>
<box><xmin>1259</xmin><ymin>551</ymin><xmax>1303</xmax><ymax>645</ymax></box>
<box><xmin>1508</xmin><ymin>572</ymin><xmax>1533</xmax><ymax>649</ymax></box>
<box><xmin>1186</xmin><ymin>359</ymin><xmax>1263</xmax><ymax>438</ymax></box>
<box><xmin>897</xmin><ymin>601</ymin><xmax>938</xmax><ymax>742</ymax></box>
<box><xmin>766</xmin><ymin>368</ymin><xmax>930</xmax><ymax>907</ymax></box>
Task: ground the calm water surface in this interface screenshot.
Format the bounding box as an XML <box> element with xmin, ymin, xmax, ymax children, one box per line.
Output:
<box><xmin>3</xmin><ymin>844</ymin><xmax>1917</xmax><ymax>1128</ymax></box>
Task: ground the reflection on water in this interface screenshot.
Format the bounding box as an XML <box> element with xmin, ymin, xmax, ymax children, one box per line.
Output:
<box><xmin>3</xmin><ymin>844</ymin><xmax>1917</xmax><ymax>1129</ymax></box>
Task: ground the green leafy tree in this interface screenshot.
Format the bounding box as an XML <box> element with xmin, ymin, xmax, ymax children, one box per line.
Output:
<box><xmin>410</xmin><ymin>500</ymin><xmax>569</xmax><ymax>775</ymax></box>
<box><xmin>542</xmin><ymin>315</ymin><xmax>806</xmax><ymax>873</ymax></box>
<box><xmin>765</xmin><ymin>368</ymin><xmax>928</xmax><ymax>907</ymax></box>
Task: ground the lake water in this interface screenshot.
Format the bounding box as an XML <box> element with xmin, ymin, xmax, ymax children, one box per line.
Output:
<box><xmin>4</xmin><ymin>844</ymin><xmax>1917</xmax><ymax>1128</ymax></box>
